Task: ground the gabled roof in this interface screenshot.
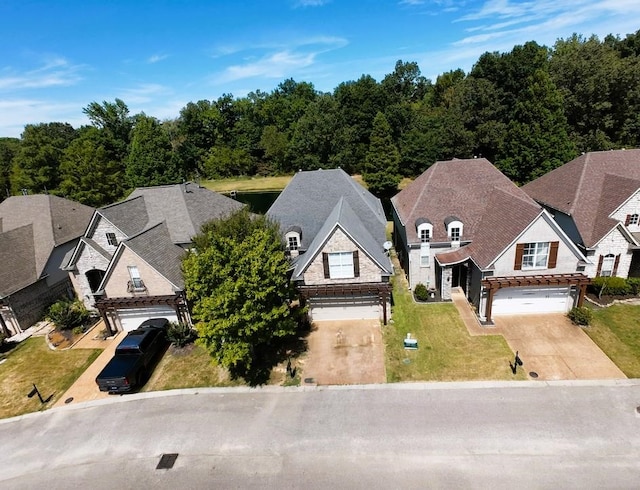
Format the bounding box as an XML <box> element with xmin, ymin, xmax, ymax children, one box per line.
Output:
<box><xmin>522</xmin><ymin>149</ymin><xmax>640</xmax><ymax>247</ymax></box>
<box><xmin>268</xmin><ymin>168</ymin><xmax>387</xmax><ymax>252</ymax></box>
<box><xmin>392</xmin><ymin>158</ymin><xmax>544</xmax><ymax>269</ymax></box>
<box><xmin>0</xmin><ymin>195</ymin><xmax>94</xmax><ymax>296</ymax></box>
<box><xmin>291</xmin><ymin>198</ymin><xmax>393</xmax><ymax>280</ymax></box>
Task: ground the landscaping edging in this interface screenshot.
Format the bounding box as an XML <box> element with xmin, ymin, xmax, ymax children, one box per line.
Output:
<box><xmin>585</xmin><ymin>295</ymin><xmax>640</xmax><ymax>308</ymax></box>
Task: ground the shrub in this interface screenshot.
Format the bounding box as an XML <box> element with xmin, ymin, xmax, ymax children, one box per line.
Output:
<box><xmin>414</xmin><ymin>283</ymin><xmax>429</xmax><ymax>302</ymax></box>
<box><xmin>590</xmin><ymin>276</ymin><xmax>632</xmax><ymax>297</ymax></box>
<box><xmin>47</xmin><ymin>299</ymin><xmax>90</xmax><ymax>330</ymax></box>
<box><xmin>166</xmin><ymin>322</ymin><xmax>197</xmax><ymax>348</ymax></box>
<box><xmin>568</xmin><ymin>306</ymin><xmax>593</xmax><ymax>326</ymax></box>
<box><xmin>627</xmin><ymin>277</ymin><xmax>640</xmax><ymax>295</ymax></box>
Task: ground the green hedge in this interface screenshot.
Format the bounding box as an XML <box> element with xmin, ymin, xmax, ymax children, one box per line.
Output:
<box><xmin>414</xmin><ymin>283</ymin><xmax>429</xmax><ymax>302</ymax></box>
<box><xmin>568</xmin><ymin>306</ymin><xmax>593</xmax><ymax>326</ymax></box>
<box><xmin>590</xmin><ymin>276</ymin><xmax>634</xmax><ymax>296</ymax></box>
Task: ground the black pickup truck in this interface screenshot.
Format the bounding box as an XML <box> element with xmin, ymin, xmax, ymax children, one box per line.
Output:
<box><xmin>95</xmin><ymin>318</ymin><xmax>169</xmax><ymax>393</ymax></box>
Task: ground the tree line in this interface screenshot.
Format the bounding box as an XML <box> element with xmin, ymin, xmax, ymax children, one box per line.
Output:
<box><xmin>1</xmin><ymin>31</ymin><xmax>639</xmax><ymax>206</ymax></box>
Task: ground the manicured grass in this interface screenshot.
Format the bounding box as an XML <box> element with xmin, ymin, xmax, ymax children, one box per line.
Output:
<box><xmin>0</xmin><ymin>338</ymin><xmax>101</xmax><ymax>419</ymax></box>
<box><xmin>201</xmin><ymin>175</ymin><xmax>293</xmax><ymax>193</ymax></box>
<box><xmin>385</xmin><ymin>270</ymin><xmax>526</xmax><ymax>382</ymax></box>
<box><xmin>585</xmin><ymin>304</ymin><xmax>640</xmax><ymax>377</ymax></box>
<box><xmin>142</xmin><ymin>343</ymin><xmax>244</xmax><ymax>391</ymax></box>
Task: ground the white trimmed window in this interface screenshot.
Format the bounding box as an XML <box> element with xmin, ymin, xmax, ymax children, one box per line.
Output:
<box><xmin>420</xmin><ymin>242</ymin><xmax>430</xmax><ymax>267</ymax></box>
<box><xmin>417</xmin><ymin>222</ymin><xmax>433</xmax><ymax>243</ymax></box>
<box><xmin>522</xmin><ymin>242</ymin><xmax>550</xmax><ymax>269</ymax></box>
<box><xmin>600</xmin><ymin>254</ymin><xmax>616</xmax><ymax>277</ymax></box>
<box><xmin>450</xmin><ymin>227</ymin><xmax>460</xmax><ymax>242</ymax></box>
<box><xmin>287</xmin><ymin>235</ymin><xmax>299</xmax><ymax>251</ymax></box>
<box><xmin>630</xmin><ymin>214</ymin><xmax>640</xmax><ymax>225</ymax></box>
<box><xmin>328</xmin><ymin>252</ymin><xmax>354</xmax><ymax>279</ymax></box>
<box><xmin>446</xmin><ymin>219</ymin><xmax>463</xmax><ymax>242</ymax></box>
<box><xmin>127</xmin><ymin>266</ymin><xmax>144</xmax><ymax>289</ymax></box>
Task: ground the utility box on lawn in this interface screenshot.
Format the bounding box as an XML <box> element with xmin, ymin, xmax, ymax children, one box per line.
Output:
<box><xmin>404</xmin><ymin>333</ymin><xmax>418</xmax><ymax>350</ymax></box>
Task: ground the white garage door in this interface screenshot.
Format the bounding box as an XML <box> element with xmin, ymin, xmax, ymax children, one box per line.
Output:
<box><xmin>116</xmin><ymin>307</ymin><xmax>179</xmax><ymax>332</ymax></box>
<box><xmin>492</xmin><ymin>286</ymin><xmax>572</xmax><ymax>316</ymax></box>
<box><xmin>309</xmin><ymin>296</ymin><xmax>380</xmax><ymax>321</ymax></box>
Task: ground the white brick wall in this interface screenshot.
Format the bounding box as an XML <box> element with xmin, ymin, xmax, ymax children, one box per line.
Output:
<box><xmin>91</xmin><ymin>217</ymin><xmax>127</xmax><ymax>252</ymax></box>
<box><xmin>73</xmin><ymin>244</ymin><xmax>111</xmax><ymax>309</ymax></box>
<box><xmin>586</xmin><ymin>227</ymin><xmax>633</xmax><ymax>278</ymax></box>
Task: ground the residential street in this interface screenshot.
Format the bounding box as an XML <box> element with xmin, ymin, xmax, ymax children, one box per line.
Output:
<box><xmin>2</xmin><ymin>381</ymin><xmax>640</xmax><ymax>489</ymax></box>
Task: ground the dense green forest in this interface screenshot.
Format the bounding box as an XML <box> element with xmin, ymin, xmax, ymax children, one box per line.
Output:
<box><xmin>1</xmin><ymin>32</ymin><xmax>639</xmax><ymax>206</ymax></box>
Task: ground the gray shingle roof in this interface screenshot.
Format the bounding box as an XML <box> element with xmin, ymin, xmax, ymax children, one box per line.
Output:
<box><xmin>522</xmin><ymin>149</ymin><xmax>640</xmax><ymax>247</ymax></box>
<box><xmin>124</xmin><ymin>222</ymin><xmax>185</xmax><ymax>288</ymax></box>
<box><xmin>0</xmin><ymin>195</ymin><xmax>94</xmax><ymax>296</ymax></box>
<box><xmin>392</xmin><ymin>158</ymin><xmax>543</xmax><ymax>269</ymax></box>
<box><xmin>267</xmin><ymin>168</ymin><xmax>388</xmax><ymax>256</ymax></box>
<box><xmin>291</xmin><ymin>197</ymin><xmax>392</xmax><ymax>280</ymax></box>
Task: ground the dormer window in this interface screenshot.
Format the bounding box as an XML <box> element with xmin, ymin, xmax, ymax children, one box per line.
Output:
<box><xmin>444</xmin><ymin>216</ymin><xmax>463</xmax><ymax>242</ymax></box>
<box><xmin>628</xmin><ymin>213</ymin><xmax>639</xmax><ymax>226</ymax></box>
<box><xmin>285</xmin><ymin>226</ymin><xmax>302</xmax><ymax>255</ymax></box>
<box><xmin>415</xmin><ymin>218</ymin><xmax>433</xmax><ymax>243</ymax></box>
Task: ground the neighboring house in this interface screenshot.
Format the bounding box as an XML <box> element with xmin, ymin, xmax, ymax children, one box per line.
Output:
<box><xmin>0</xmin><ymin>195</ymin><xmax>94</xmax><ymax>336</ymax></box>
<box><xmin>523</xmin><ymin>149</ymin><xmax>640</xmax><ymax>279</ymax></box>
<box><xmin>64</xmin><ymin>182</ymin><xmax>243</xmax><ymax>334</ymax></box>
<box><xmin>392</xmin><ymin>158</ymin><xmax>590</xmax><ymax>324</ymax></box>
<box><xmin>267</xmin><ymin>169</ymin><xmax>393</xmax><ymax>323</ymax></box>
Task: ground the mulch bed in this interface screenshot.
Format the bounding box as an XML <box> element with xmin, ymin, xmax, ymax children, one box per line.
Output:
<box><xmin>47</xmin><ymin>329</ymin><xmax>84</xmax><ymax>349</ymax></box>
<box><xmin>586</xmin><ymin>292</ymin><xmax>638</xmax><ymax>307</ymax></box>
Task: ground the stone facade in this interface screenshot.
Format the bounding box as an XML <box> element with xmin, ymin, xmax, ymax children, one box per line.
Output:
<box><xmin>302</xmin><ymin>228</ymin><xmax>384</xmax><ymax>286</ymax></box>
<box><xmin>73</xmin><ymin>243</ymin><xmax>111</xmax><ymax>308</ymax></box>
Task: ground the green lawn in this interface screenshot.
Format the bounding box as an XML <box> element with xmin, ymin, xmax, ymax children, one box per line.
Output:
<box><xmin>585</xmin><ymin>304</ymin><xmax>640</xmax><ymax>377</ymax></box>
<box><xmin>385</xmin><ymin>271</ymin><xmax>526</xmax><ymax>382</ymax></box>
<box><xmin>0</xmin><ymin>338</ymin><xmax>101</xmax><ymax>419</ymax></box>
<box><xmin>201</xmin><ymin>175</ymin><xmax>293</xmax><ymax>193</ymax></box>
<box><xmin>142</xmin><ymin>344</ymin><xmax>244</xmax><ymax>391</ymax></box>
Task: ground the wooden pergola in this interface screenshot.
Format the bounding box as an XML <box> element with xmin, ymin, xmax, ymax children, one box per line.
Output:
<box><xmin>480</xmin><ymin>273</ymin><xmax>591</xmax><ymax>323</ymax></box>
<box><xmin>94</xmin><ymin>293</ymin><xmax>190</xmax><ymax>335</ymax></box>
<box><xmin>298</xmin><ymin>283</ymin><xmax>393</xmax><ymax>325</ymax></box>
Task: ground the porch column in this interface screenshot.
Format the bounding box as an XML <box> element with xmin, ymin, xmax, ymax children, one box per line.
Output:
<box><xmin>577</xmin><ymin>284</ymin><xmax>587</xmax><ymax>307</ymax></box>
<box><xmin>485</xmin><ymin>287</ymin><xmax>495</xmax><ymax>324</ymax></box>
<box><xmin>0</xmin><ymin>311</ymin><xmax>10</xmax><ymax>336</ymax></box>
<box><xmin>98</xmin><ymin>306</ymin><xmax>115</xmax><ymax>336</ymax></box>
<box><xmin>381</xmin><ymin>292</ymin><xmax>388</xmax><ymax>325</ymax></box>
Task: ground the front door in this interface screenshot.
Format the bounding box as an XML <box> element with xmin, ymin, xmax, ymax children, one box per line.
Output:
<box><xmin>452</xmin><ymin>263</ymin><xmax>468</xmax><ymax>292</ymax></box>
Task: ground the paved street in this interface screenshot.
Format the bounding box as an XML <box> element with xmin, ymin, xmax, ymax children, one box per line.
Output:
<box><xmin>1</xmin><ymin>381</ymin><xmax>640</xmax><ymax>489</ymax></box>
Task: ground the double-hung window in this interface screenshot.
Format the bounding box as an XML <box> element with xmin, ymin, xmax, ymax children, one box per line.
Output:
<box><xmin>600</xmin><ymin>254</ymin><xmax>616</xmax><ymax>277</ymax></box>
<box><xmin>328</xmin><ymin>252</ymin><xmax>354</xmax><ymax>279</ymax></box>
<box><xmin>127</xmin><ymin>266</ymin><xmax>144</xmax><ymax>290</ymax></box>
<box><xmin>450</xmin><ymin>227</ymin><xmax>460</xmax><ymax>242</ymax></box>
<box><xmin>522</xmin><ymin>242</ymin><xmax>549</xmax><ymax>269</ymax></box>
<box><xmin>420</xmin><ymin>229</ymin><xmax>430</xmax><ymax>242</ymax></box>
<box><xmin>106</xmin><ymin>232</ymin><xmax>118</xmax><ymax>246</ymax></box>
<box><xmin>420</xmin><ymin>243</ymin><xmax>430</xmax><ymax>267</ymax></box>
<box><xmin>288</xmin><ymin>236</ymin><xmax>299</xmax><ymax>251</ymax></box>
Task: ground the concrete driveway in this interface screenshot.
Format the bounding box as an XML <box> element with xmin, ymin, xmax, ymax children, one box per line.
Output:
<box><xmin>52</xmin><ymin>328</ymin><xmax>126</xmax><ymax>407</ymax></box>
<box><xmin>493</xmin><ymin>314</ymin><xmax>626</xmax><ymax>381</ymax></box>
<box><xmin>301</xmin><ymin>320</ymin><xmax>386</xmax><ymax>385</ymax></box>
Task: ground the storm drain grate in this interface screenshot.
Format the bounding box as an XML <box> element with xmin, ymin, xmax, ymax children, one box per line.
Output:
<box><xmin>156</xmin><ymin>453</ymin><xmax>179</xmax><ymax>470</ymax></box>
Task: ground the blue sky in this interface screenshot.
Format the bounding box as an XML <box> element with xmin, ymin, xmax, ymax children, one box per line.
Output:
<box><xmin>1</xmin><ymin>0</ymin><xmax>639</xmax><ymax>137</ymax></box>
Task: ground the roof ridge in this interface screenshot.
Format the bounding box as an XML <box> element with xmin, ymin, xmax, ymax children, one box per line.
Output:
<box><xmin>100</xmin><ymin>194</ymin><xmax>143</xmax><ymax>210</ymax></box>
<box><xmin>569</xmin><ymin>153</ymin><xmax>590</xmax><ymax>216</ymax></box>
<box><xmin>407</xmin><ymin>161</ymin><xmax>438</xmax><ymax>218</ymax></box>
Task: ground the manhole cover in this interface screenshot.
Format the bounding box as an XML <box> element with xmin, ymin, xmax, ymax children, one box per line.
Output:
<box><xmin>156</xmin><ymin>453</ymin><xmax>179</xmax><ymax>470</ymax></box>
<box><xmin>402</xmin><ymin>358</ymin><xmax>411</xmax><ymax>364</ymax></box>
<box><xmin>529</xmin><ymin>371</ymin><xmax>539</xmax><ymax>378</ymax></box>
<box><xmin>64</xmin><ymin>397</ymin><xmax>74</xmax><ymax>404</ymax></box>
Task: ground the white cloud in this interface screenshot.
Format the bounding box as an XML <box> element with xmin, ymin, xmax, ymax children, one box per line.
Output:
<box><xmin>0</xmin><ymin>98</ymin><xmax>88</xmax><ymax>137</ymax></box>
<box><xmin>0</xmin><ymin>57</ymin><xmax>84</xmax><ymax>91</ymax></box>
<box><xmin>117</xmin><ymin>84</ymin><xmax>172</xmax><ymax>104</ymax></box>
<box><xmin>294</xmin><ymin>0</ymin><xmax>331</xmax><ymax>7</ymax></box>
<box><xmin>148</xmin><ymin>54</ymin><xmax>169</xmax><ymax>64</ymax></box>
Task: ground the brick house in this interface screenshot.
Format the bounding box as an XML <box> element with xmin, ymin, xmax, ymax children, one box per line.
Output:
<box><xmin>392</xmin><ymin>158</ymin><xmax>589</xmax><ymax>324</ymax></box>
<box><xmin>64</xmin><ymin>182</ymin><xmax>243</xmax><ymax>333</ymax></box>
<box><xmin>523</xmin><ymin>149</ymin><xmax>640</xmax><ymax>279</ymax></box>
<box><xmin>267</xmin><ymin>169</ymin><xmax>393</xmax><ymax>323</ymax></box>
<box><xmin>0</xmin><ymin>195</ymin><xmax>94</xmax><ymax>336</ymax></box>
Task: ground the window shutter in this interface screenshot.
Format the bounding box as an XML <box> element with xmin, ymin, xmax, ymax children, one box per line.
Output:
<box><xmin>353</xmin><ymin>250</ymin><xmax>360</xmax><ymax>277</ymax></box>
<box><xmin>612</xmin><ymin>254</ymin><xmax>620</xmax><ymax>276</ymax></box>
<box><xmin>625</xmin><ymin>214</ymin><xmax>632</xmax><ymax>226</ymax></box>
<box><xmin>514</xmin><ymin>243</ymin><xmax>524</xmax><ymax>270</ymax></box>
<box><xmin>596</xmin><ymin>255</ymin><xmax>604</xmax><ymax>277</ymax></box>
<box><xmin>322</xmin><ymin>253</ymin><xmax>330</xmax><ymax>278</ymax></box>
<box><xmin>548</xmin><ymin>241</ymin><xmax>559</xmax><ymax>269</ymax></box>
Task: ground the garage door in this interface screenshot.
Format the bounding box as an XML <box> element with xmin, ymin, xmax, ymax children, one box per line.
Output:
<box><xmin>116</xmin><ymin>307</ymin><xmax>179</xmax><ymax>331</ymax></box>
<box><xmin>492</xmin><ymin>286</ymin><xmax>572</xmax><ymax>316</ymax></box>
<box><xmin>309</xmin><ymin>296</ymin><xmax>380</xmax><ymax>321</ymax></box>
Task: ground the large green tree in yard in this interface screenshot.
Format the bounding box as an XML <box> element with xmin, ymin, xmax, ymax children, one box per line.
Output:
<box><xmin>183</xmin><ymin>209</ymin><xmax>299</xmax><ymax>384</ymax></box>
<box><xmin>363</xmin><ymin>112</ymin><xmax>401</xmax><ymax>196</ymax></box>
<box><xmin>0</xmin><ymin>137</ymin><xmax>20</xmax><ymax>200</ymax></box>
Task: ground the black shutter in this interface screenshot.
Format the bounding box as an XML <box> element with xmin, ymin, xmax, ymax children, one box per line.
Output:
<box><xmin>323</xmin><ymin>253</ymin><xmax>330</xmax><ymax>278</ymax></box>
<box><xmin>596</xmin><ymin>255</ymin><xmax>604</xmax><ymax>277</ymax></box>
<box><xmin>353</xmin><ymin>250</ymin><xmax>360</xmax><ymax>277</ymax></box>
<box><xmin>612</xmin><ymin>254</ymin><xmax>620</xmax><ymax>276</ymax></box>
